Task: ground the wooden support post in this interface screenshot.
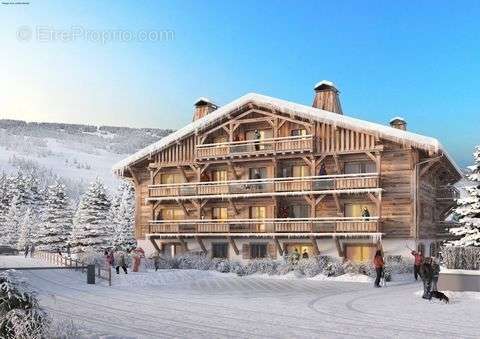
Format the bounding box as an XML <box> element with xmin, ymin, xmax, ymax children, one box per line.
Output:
<box><xmin>196</xmin><ymin>236</ymin><xmax>207</xmax><ymax>254</ymax></box>
<box><xmin>333</xmin><ymin>193</ymin><xmax>342</xmax><ymax>216</ymax></box>
<box><xmin>228</xmin><ymin>236</ymin><xmax>239</xmax><ymax>255</ymax></box>
<box><xmin>227</xmin><ymin>161</ymin><xmax>240</xmax><ymax>180</ymax></box>
<box><xmin>273</xmin><ymin>237</ymin><xmax>283</xmax><ymax>256</ymax></box>
<box><xmin>334</xmin><ymin>237</ymin><xmax>344</xmax><ymax>258</ymax></box>
<box><xmin>310</xmin><ymin>236</ymin><xmax>320</xmax><ymax>255</ymax></box>
<box><xmin>333</xmin><ymin>154</ymin><xmax>341</xmax><ymax>174</ymax></box>
<box><xmin>228</xmin><ymin>198</ymin><xmax>239</xmax><ymax>215</ymax></box>
<box><xmin>176</xmin><ymin>199</ymin><xmax>190</xmax><ymax>216</ymax></box>
<box><xmin>177</xmin><ymin>166</ymin><xmax>189</xmax><ymax>183</ymax></box>
<box><xmin>149</xmin><ymin>237</ymin><xmax>161</xmax><ymax>253</ymax></box>
<box><xmin>178</xmin><ymin>237</ymin><xmax>188</xmax><ymax>252</ymax></box>
<box><xmin>420</xmin><ymin>158</ymin><xmax>441</xmax><ymax>177</ymax></box>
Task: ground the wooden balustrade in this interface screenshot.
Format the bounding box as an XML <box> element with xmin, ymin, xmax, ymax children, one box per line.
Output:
<box><xmin>149</xmin><ymin>173</ymin><xmax>380</xmax><ymax>198</ymax></box>
<box><xmin>148</xmin><ymin>218</ymin><xmax>380</xmax><ymax>234</ymax></box>
<box><xmin>195</xmin><ymin>135</ymin><xmax>313</xmax><ymax>159</ymax></box>
<box><xmin>436</xmin><ymin>186</ymin><xmax>460</xmax><ymax>200</ymax></box>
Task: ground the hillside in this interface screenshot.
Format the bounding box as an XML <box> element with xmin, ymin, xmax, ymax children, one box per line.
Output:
<box><xmin>0</xmin><ymin>119</ymin><xmax>172</xmax><ymax>195</ymax></box>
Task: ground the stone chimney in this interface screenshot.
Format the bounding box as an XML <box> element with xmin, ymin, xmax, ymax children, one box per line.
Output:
<box><xmin>193</xmin><ymin>97</ymin><xmax>218</xmax><ymax>121</ymax></box>
<box><xmin>312</xmin><ymin>80</ymin><xmax>343</xmax><ymax>114</ymax></box>
<box><xmin>389</xmin><ymin>117</ymin><xmax>407</xmax><ymax>131</ymax></box>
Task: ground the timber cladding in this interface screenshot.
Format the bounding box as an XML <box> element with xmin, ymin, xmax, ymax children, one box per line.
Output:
<box><xmin>117</xmin><ymin>90</ymin><xmax>462</xmax><ymax>246</ymax></box>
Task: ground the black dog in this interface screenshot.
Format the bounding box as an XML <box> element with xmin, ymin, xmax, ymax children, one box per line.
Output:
<box><xmin>431</xmin><ymin>291</ymin><xmax>449</xmax><ymax>303</ymax></box>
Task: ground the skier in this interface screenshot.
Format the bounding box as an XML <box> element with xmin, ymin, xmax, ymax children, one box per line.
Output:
<box><xmin>29</xmin><ymin>244</ymin><xmax>35</xmax><ymax>258</ymax></box>
<box><xmin>373</xmin><ymin>250</ymin><xmax>384</xmax><ymax>288</ymax></box>
<box><xmin>411</xmin><ymin>249</ymin><xmax>423</xmax><ymax>281</ymax></box>
<box><xmin>24</xmin><ymin>244</ymin><xmax>29</xmax><ymax>258</ymax></box>
<box><xmin>115</xmin><ymin>251</ymin><xmax>128</xmax><ymax>274</ymax></box>
<box><xmin>431</xmin><ymin>257</ymin><xmax>441</xmax><ymax>292</ymax></box>
<box><xmin>420</xmin><ymin>257</ymin><xmax>433</xmax><ymax>299</ymax></box>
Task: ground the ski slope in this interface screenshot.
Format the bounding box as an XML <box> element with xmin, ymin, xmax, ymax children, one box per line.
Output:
<box><xmin>0</xmin><ymin>255</ymin><xmax>479</xmax><ymax>338</ymax></box>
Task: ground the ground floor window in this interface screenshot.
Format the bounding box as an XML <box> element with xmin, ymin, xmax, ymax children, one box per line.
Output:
<box><xmin>250</xmin><ymin>243</ymin><xmax>268</xmax><ymax>259</ymax></box>
<box><xmin>345</xmin><ymin>244</ymin><xmax>376</xmax><ymax>262</ymax></box>
<box><xmin>212</xmin><ymin>243</ymin><xmax>229</xmax><ymax>258</ymax></box>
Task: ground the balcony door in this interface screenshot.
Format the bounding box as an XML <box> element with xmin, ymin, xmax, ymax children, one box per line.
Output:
<box><xmin>160</xmin><ymin>173</ymin><xmax>183</xmax><ymax>184</ymax></box>
<box><xmin>159</xmin><ymin>208</ymin><xmax>184</xmax><ymax>221</ymax></box>
<box><xmin>212</xmin><ymin>207</ymin><xmax>228</xmax><ymax>220</ymax></box>
<box><xmin>344</xmin><ymin>203</ymin><xmax>375</xmax><ymax>218</ymax></box>
<box><xmin>250</xmin><ymin>206</ymin><xmax>267</xmax><ymax>232</ymax></box>
<box><xmin>344</xmin><ymin>161</ymin><xmax>376</xmax><ymax>174</ymax></box>
<box><xmin>245</xmin><ymin>129</ymin><xmax>273</xmax><ymax>151</ymax></box>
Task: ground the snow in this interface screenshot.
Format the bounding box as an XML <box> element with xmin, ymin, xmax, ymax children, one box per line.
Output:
<box><xmin>441</xmin><ymin>268</ymin><xmax>480</xmax><ymax>276</ymax></box>
<box><xmin>195</xmin><ymin>97</ymin><xmax>216</xmax><ymax>106</ymax></box>
<box><xmin>113</xmin><ymin>93</ymin><xmax>462</xmax><ymax>176</ymax></box>
<box><xmin>314</xmin><ymin>80</ymin><xmax>337</xmax><ymax>90</ymax></box>
<box><xmin>389</xmin><ymin>116</ymin><xmax>406</xmax><ymax>123</ymax></box>
<box><xmin>1</xmin><ymin>255</ymin><xmax>479</xmax><ymax>338</ymax></box>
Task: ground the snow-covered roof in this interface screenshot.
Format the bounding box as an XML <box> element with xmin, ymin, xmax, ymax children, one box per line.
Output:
<box><xmin>314</xmin><ymin>80</ymin><xmax>337</xmax><ymax>91</ymax></box>
<box><xmin>112</xmin><ymin>92</ymin><xmax>462</xmax><ymax>176</ymax></box>
<box><xmin>389</xmin><ymin>117</ymin><xmax>406</xmax><ymax>124</ymax></box>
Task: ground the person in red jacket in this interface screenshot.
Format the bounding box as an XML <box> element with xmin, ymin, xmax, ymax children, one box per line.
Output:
<box><xmin>411</xmin><ymin>250</ymin><xmax>424</xmax><ymax>281</ymax></box>
<box><xmin>373</xmin><ymin>250</ymin><xmax>385</xmax><ymax>288</ymax></box>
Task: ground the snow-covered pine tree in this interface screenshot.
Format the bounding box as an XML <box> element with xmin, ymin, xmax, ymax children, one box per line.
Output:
<box><xmin>17</xmin><ymin>209</ymin><xmax>33</xmax><ymax>251</ymax></box>
<box><xmin>69</xmin><ymin>178</ymin><xmax>111</xmax><ymax>253</ymax></box>
<box><xmin>0</xmin><ymin>174</ymin><xmax>13</xmax><ymax>245</ymax></box>
<box><xmin>4</xmin><ymin>196</ymin><xmax>22</xmax><ymax>248</ymax></box>
<box><xmin>9</xmin><ymin>172</ymin><xmax>31</xmax><ymax>207</ymax></box>
<box><xmin>449</xmin><ymin>146</ymin><xmax>480</xmax><ymax>246</ymax></box>
<box><xmin>111</xmin><ymin>182</ymin><xmax>136</xmax><ymax>250</ymax></box>
<box><xmin>36</xmin><ymin>183</ymin><xmax>72</xmax><ymax>252</ymax></box>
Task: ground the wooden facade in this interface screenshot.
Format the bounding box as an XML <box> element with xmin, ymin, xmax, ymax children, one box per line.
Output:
<box><xmin>116</xmin><ymin>84</ymin><xmax>462</xmax><ymax>261</ymax></box>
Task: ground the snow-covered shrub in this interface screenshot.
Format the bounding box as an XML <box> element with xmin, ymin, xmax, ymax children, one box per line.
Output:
<box><xmin>243</xmin><ymin>259</ymin><xmax>280</xmax><ymax>275</ymax></box>
<box><xmin>211</xmin><ymin>258</ymin><xmax>231</xmax><ymax>273</ymax></box>
<box><xmin>441</xmin><ymin>246</ymin><xmax>480</xmax><ymax>270</ymax></box>
<box><xmin>295</xmin><ymin>257</ymin><xmax>324</xmax><ymax>277</ymax></box>
<box><xmin>76</xmin><ymin>247</ymin><xmax>106</xmax><ymax>266</ymax></box>
<box><xmin>46</xmin><ymin>318</ymin><xmax>80</xmax><ymax>339</ymax></box>
<box><xmin>0</xmin><ymin>270</ymin><xmax>49</xmax><ymax>339</ymax></box>
<box><xmin>323</xmin><ymin>260</ymin><xmax>345</xmax><ymax>277</ymax></box>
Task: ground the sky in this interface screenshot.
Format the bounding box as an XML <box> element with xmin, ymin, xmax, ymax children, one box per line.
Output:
<box><xmin>0</xmin><ymin>1</ymin><xmax>478</xmax><ymax>168</ymax></box>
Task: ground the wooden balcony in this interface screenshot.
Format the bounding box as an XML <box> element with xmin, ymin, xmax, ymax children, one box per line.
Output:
<box><xmin>147</xmin><ymin>217</ymin><xmax>380</xmax><ymax>235</ymax></box>
<box><xmin>148</xmin><ymin>173</ymin><xmax>380</xmax><ymax>200</ymax></box>
<box><xmin>195</xmin><ymin>135</ymin><xmax>313</xmax><ymax>160</ymax></box>
<box><xmin>436</xmin><ymin>186</ymin><xmax>460</xmax><ymax>201</ymax></box>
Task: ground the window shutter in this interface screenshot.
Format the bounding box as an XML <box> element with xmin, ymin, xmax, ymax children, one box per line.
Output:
<box><xmin>242</xmin><ymin>244</ymin><xmax>251</xmax><ymax>259</ymax></box>
<box><xmin>267</xmin><ymin>243</ymin><xmax>277</xmax><ymax>259</ymax></box>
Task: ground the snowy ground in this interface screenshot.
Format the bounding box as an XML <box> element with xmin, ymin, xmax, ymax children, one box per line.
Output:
<box><xmin>1</xmin><ymin>255</ymin><xmax>479</xmax><ymax>339</ymax></box>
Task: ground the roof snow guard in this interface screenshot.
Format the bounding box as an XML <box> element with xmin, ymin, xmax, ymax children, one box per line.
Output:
<box><xmin>112</xmin><ymin>93</ymin><xmax>462</xmax><ymax>176</ymax></box>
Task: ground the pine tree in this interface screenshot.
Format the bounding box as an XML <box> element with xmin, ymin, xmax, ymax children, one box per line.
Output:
<box><xmin>450</xmin><ymin>146</ymin><xmax>480</xmax><ymax>246</ymax></box>
<box><xmin>17</xmin><ymin>208</ymin><xmax>33</xmax><ymax>251</ymax></box>
<box><xmin>69</xmin><ymin>178</ymin><xmax>111</xmax><ymax>253</ymax></box>
<box><xmin>0</xmin><ymin>174</ymin><xmax>13</xmax><ymax>245</ymax></box>
<box><xmin>36</xmin><ymin>183</ymin><xmax>73</xmax><ymax>252</ymax></box>
<box><xmin>4</xmin><ymin>196</ymin><xmax>22</xmax><ymax>247</ymax></box>
<box><xmin>111</xmin><ymin>182</ymin><xmax>136</xmax><ymax>250</ymax></box>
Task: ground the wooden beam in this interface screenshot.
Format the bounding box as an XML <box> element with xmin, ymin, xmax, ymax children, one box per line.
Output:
<box><xmin>310</xmin><ymin>236</ymin><xmax>320</xmax><ymax>255</ymax></box>
<box><xmin>149</xmin><ymin>237</ymin><xmax>161</xmax><ymax>253</ymax></box>
<box><xmin>228</xmin><ymin>236</ymin><xmax>239</xmax><ymax>255</ymax></box>
<box><xmin>151</xmin><ymin>201</ymin><xmax>161</xmax><ymax>219</ymax></box>
<box><xmin>333</xmin><ymin>154</ymin><xmax>341</xmax><ymax>174</ymax></box>
<box><xmin>176</xmin><ymin>199</ymin><xmax>190</xmax><ymax>216</ymax></box>
<box><xmin>227</xmin><ymin>161</ymin><xmax>240</xmax><ymax>179</ymax></box>
<box><xmin>365</xmin><ymin>151</ymin><xmax>377</xmax><ymax>163</ymax></box>
<box><xmin>178</xmin><ymin>237</ymin><xmax>188</xmax><ymax>252</ymax></box>
<box><xmin>315</xmin><ymin>195</ymin><xmax>326</xmax><ymax>205</ymax></box>
<box><xmin>273</xmin><ymin>237</ymin><xmax>283</xmax><ymax>256</ymax></box>
<box><xmin>420</xmin><ymin>158</ymin><xmax>441</xmax><ymax>177</ymax></box>
<box><xmin>196</xmin><ymin>236</ymin><xmax>207</xmax><ymax>254</ymax></box>
<box><xmin>332</xmin><ymin>193</ymin><xmax>342</xmax><ymax>216</ymax></box>
<box><xmin>177</xmin><ymin>166</ymin><xmax>189</xmax><ymax>183</ymax></box>
<box><xmin>367</xmin><ymin>193</ymin><xmax>379</xmax><ymax>205</ymax></box>
<box><xmin>228</xmin><ymin>198</ymin><xmax>239</xmax><ymax>215</ymax></box>
<box><xmin>127</xmin><ymin>166</ymin><xmax>139</xmax><ymax>186</ymax></box>
<box><xmin>334</xmin><ymin>237</ymin><xmax>344</xmax><ymax>258</ymax></box>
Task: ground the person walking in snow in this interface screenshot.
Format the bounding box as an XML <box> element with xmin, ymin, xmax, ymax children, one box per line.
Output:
<box><xmin>66</xmin><ymin>244</ymin><xmax>71</xmax><ymax>258</ymax></box>
<box><xmin>24</xmin><ymin>244</ymin><xmax>29</xmax><ymax>258</ymax></box>
<box><xmin>420</xmin><ymin>257</ymin><xmax>433</xmax><ymax>299</ymax></box>
<box><xmin>411</xmin><ymin>250</ymin><xmax>423</xmax><ymax>281</ymax></box>
<box><xmin>431</xmin><ymin>258</ymin><xmax>440</xmax><ymax>292</ymax></box>
<box><xmin>106</xmin><ymin>249</ymin><xmax>114</xmax><ymax>267</ymax></box>
<box><xmin>153</xmin><ymin>252</ymin><xmax>160</xmax><ymax>271</ymax></box>
<box><xmin>373</xmin><ymin>250</ymin><xmax>384</xmax><ymax>288</ymax></box>
<box><xmin>115</xmin><ymin>251</ymin><xmax>128</xmax><ymax>274</ymax></box>
<box><xmin>30</xmin><ymin>244</ymin><xmax>35</xmax><ymax>258</ymax></box>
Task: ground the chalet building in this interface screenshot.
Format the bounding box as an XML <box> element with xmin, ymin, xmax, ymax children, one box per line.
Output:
<box><xmin>113</xmin><ymin>81</ymin><xmax>462</xmax><ymax>262</ymax></box>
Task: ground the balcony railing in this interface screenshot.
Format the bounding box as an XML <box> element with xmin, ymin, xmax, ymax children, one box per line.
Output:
<box><xmin>147</xmin><ymin>217</ymin><xmax>380</xmax><ymax>234</ymax></box>
<box><xmin>148</xmin><ymin>173</ymin><xmax>380</xmax><ymax>199</ymax></box>
<box><xmin>436</xmin><ymin>186</ymin><xmax>460</xmax><ymax>201</ymax></box>
<box><xmin>195</xmin><ymin>135</ymin><xmax>313</xmax><ymax>159</ymax></box>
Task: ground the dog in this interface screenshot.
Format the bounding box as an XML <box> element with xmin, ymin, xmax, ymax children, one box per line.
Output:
<box><xmin>431</xmin><ymin>291</ymin><xmax>449</xmax><ymax>303</ymax></box>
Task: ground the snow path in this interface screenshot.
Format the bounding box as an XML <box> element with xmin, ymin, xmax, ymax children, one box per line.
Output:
<box><xmin>1</xmin><ymin>256</ymin><xmax>479</xmax><ymax>339</ymax></box>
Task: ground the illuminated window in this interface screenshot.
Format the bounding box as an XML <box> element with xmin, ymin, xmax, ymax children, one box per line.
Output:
<box><xmin>344</xmin><ymin>204</ymin><xmax>375</xmax><ymax>217</ymax></box>
<box><xmin>160</xmin><ymin>208</ymin><xmax>184</xmax><ymax>220</ymax></box>
<box><xmin>160</xmin><ymin>173</ymin><xmax>183</xmax><ymax>184</ymax></box>
<box><xmin>212</xmin><ymin>169</ymin><xmax>228</xmax><ymax>182</ymax></box>
<box><xmin>212</xmin><ymin>207</ymin><xmax>228</xmax><ymax>220</ymax></box>
<box><xmin>292</xmin><ymin>165</ymin><xmax>310</xmax><ymax>177</ymax></box>
<box><xmin>250</xmin><ymin>206</ymin><xmax>266</xmax><ymax>219</ymax></box>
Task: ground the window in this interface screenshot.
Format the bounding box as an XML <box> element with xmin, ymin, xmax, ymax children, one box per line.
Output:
<box><xmin>345</xmin><ymin>244</ymin><xmax>376</xmax><ymax>262</ymax></box>
<box><xmin>212</xmin><ymin>243</ymin><xmax>229</xmax><ymax>258</ymax></box>
<box><xmin>291</xmin><ymin>129</ymin><xmax>307</xmax><ymax>137</ymax></box>
<box><xmin>212</xmin><ymin>169</ymin><xmax>228</xmax><ymax>182</ymax></box>
<box><xmin>250</xmin><ymin>206</ymin><xmax>267</xmax><ymax>219</ymax></box>
<box><xmin>250</xmin><ymin>243</ymin><xmax>267</xmax><ymax>259</ymax></box>
<box><xmin>344</xmin><ymin>204</ymin><xmax>375</xmax><ymax>217</ymax></box>
<box><xmin>245</xmin><ymin>129</ymin><xmax>272</xmax><ymax>140</ymax></box>
<box><xmin>212</xmin><ymin>207</ymin><xmax>228</xmax><ymax>220</ymax></box>
<box><xmin>292</xmin><ymin>165</ymin><xmax>310</xmax><ymax>177</ymax></box>
<box><xmin>344</xmin><ymin>161</ymin><xmax>376</xmax><ymax>174</ymax></box>
<box><xmin>288</xmin><ymin>205</ymin><xmax>310</xmax><ymax>218</ymax></box>
<box><xmin>160</xmin><ymin>208</ymin><xmax>184</xmax><ymax>220</ymax></box>
<box><xmin>160</xmin><ymin>173</ymin><xmax>183</xmax><ymax>184</ymax></box>
<box><xmin>249</xmin><ymin>167</ymin><xmax>267</xmax><ymax>179</ymax></box>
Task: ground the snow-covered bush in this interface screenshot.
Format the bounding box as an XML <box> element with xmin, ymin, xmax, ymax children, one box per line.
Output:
<box><xmin>295</xmin><ymin>256</ymin><xmax>326</xmax><ymax>277</ymax></box>
<box><xmin>441</xmin><ymin>246</ymin><xmax>480</xmax><ymax>270</ymax></box>
<box><xmin>76</xmin><ymin>247</ymin><xmax>106</xmax><ymax>266</ymax></box>
<box><xmin>0</xmin><ymin>270</ymin><xmax>49</xmax><ymax>339</ymax></box>
<box><xmin>46</xmin><ymin>318</ymin><xmax>81</xmax><ymax>339</ymax></box>
<box><xmin>243</xmin><ymin>259</ymin><xmax>280</xmax><ymax>275</ymax></box>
